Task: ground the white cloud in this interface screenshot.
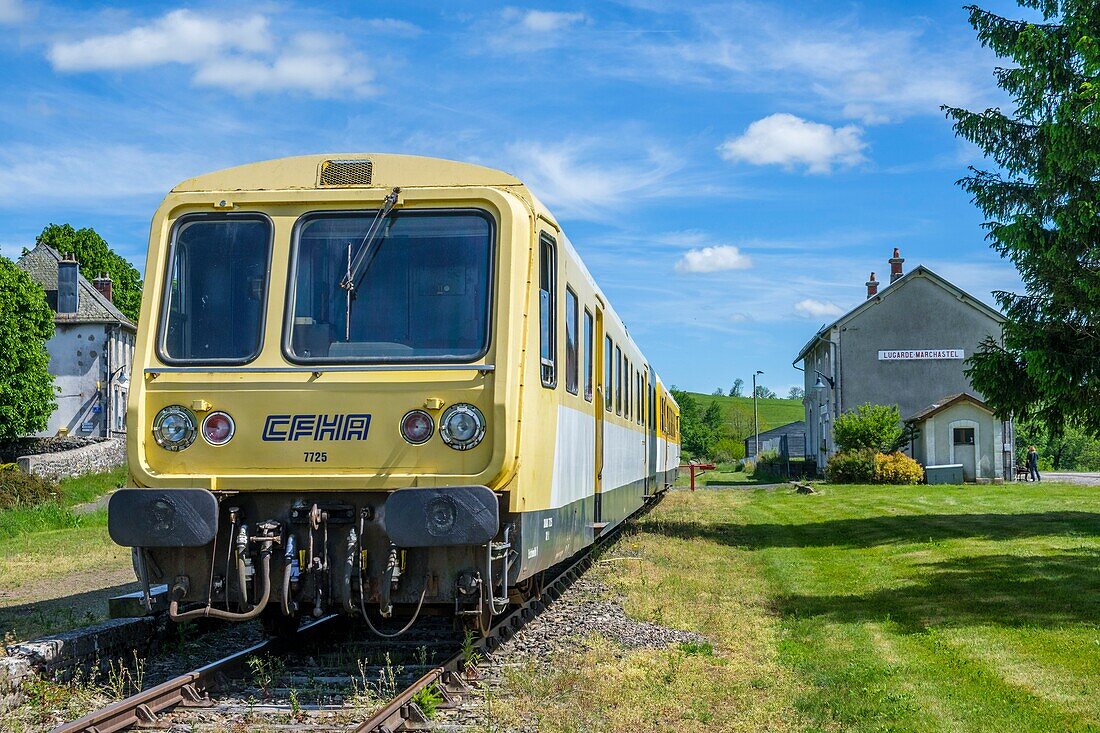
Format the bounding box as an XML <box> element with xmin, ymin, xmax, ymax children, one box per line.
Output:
<box><xmin>363</xmin><ymin>18</ymin><xmax>423</xmax><ymax>36</ymax></box>
<box><xmin>0</xmin><ymin>0</ymin><xmax>23</xmax><ymax>24</ymax></box>
<box><xmin>505</xmin><ymin>139</ymin><xmax>679</xmax><ymax>220</ymax></box>
<box><xmin>520</xmin><ymin>10</ymin><xmax>586</xmax><ymax>32</ymax></box>
<box><xmin>48</xmin><ymin>9</ymin><xmax>271</xmax><ymax>71</ymax></box>
<box><xmin>194</xmin><ymin>34</ymin><xmax>373</xmax><ymax>98</ymax></box>
<box><xmin>675</xmin><ymin>245</ymin><xmax>752</xmax><ymax>274</ymax></box>
<box><xmin>486</xmin><ymin>8</ymin><xmax>588</xmax><ymax>53</ymax></box>
<box><xmin>0</xmin><ymin>143</ymin><xmax>205</xmax><ymax>204</ymax></box>
<box><xmin>47</xmin><ymin>9</ymin><xmax>374</xmax><ymax>98</ymax></box>
<box><xmin>582</xmin><ymin>5</ymin><xmax>994</xmax><ymax>124</ymax></box>
<box><xmin>794</xmin><ymin>298</ymin><xmax>844</xmax><ymax>318</ymax></box>
<box><xmin>718</xmin><ymin>113</ymin><xmax>867</xmax><ymax>174</ymax></box>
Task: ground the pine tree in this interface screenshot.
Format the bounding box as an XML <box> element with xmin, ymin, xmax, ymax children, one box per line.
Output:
<box><xmin>945</xmin><ymin>1</ymin><xmax>1100</xmax><ymax>435</ymax></box>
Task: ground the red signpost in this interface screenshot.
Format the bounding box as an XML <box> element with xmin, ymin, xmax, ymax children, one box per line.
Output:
<box><xmin>680</xmin><ymin>462</ymin><xmax>716</xmax><ymax>492</ymax></box>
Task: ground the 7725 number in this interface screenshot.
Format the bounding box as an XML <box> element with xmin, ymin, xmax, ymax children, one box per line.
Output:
<box><xmin>303</xmin><ymin>451</ymin><xmax>328</xmax><ymax>463</ymax></box>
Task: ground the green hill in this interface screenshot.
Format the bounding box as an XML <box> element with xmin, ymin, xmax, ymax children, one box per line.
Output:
<box><xmin>686</xmin><ymin>392</ymin><xmax>804</xmax><ymax>438</ymax></box>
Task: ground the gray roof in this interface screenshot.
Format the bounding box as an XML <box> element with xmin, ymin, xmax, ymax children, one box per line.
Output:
<box><xmin>793</xmin><ymin>265</ymin><xmax>1005</xmax><ymax>365</ymax></box>
<box><xmin>17</xmin><ymin>244</ymin><xmax>136</xmax><ymax>330</ymax></box>
<box><xmin>744</xmin><ymin>420</ymin><xmax>807</xmax><ymax>441</ymax></box>
<box><xmin>907</xmin><ymin>392</ymin><xmax>991</xmax><ymax>422</ymax></box>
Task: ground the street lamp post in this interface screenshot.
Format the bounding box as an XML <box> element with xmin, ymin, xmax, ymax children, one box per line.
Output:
<box><xmin>752</xmin><ymin>370</ymin><xmax>764</xmax><ymax>459</ymax></box>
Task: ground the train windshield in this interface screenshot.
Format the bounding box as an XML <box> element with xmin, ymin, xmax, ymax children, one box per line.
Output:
<box><xmin>160</xmin><ymin>215</ymin><xmax>272</xmax><ymax>363</ymax></box>
<box><xmin>287</xmin><ymin>210</ymin><xmax>493</xmax><ymax>363</ymax></box>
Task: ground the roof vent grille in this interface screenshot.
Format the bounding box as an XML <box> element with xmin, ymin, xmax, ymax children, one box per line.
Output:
<box><xmin>319</xmin><ymin>159</ymin><xmax>373</xmax><ymax>187</ymax></box>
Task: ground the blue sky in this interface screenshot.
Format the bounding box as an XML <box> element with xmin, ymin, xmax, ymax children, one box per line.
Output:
<box><xmin>0</xmin><ymin>0</ymin><xmax>1032</xmax><ymax>394</ymax></box>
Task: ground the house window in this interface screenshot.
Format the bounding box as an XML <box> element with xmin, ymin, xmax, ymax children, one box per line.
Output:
<box><xmin>953</xmin><ymin>427</ymin><xmax>975</xmax><ymax>445</ymax></box>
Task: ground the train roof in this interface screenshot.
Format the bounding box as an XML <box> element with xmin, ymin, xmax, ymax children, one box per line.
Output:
<box><xmin>168</xmin><ymin>153</ymin><xmax>673</xmax><ymax>398</ymax></box>
<box><xmin>171</xmin><ymin>153</ymin><xmax>525</xmax><ymax>193</ymax></box>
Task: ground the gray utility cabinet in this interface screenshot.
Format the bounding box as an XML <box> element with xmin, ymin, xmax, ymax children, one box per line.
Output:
<box><xmin>925</xmin><ymin>463</ymin><xmax>965</xmax><ymax>485</ymax></box>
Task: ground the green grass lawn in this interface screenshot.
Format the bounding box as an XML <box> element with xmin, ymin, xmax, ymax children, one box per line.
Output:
<box><xmin>0</xmin><ymin>465</ymin><xmax>133</xmax><ymax>642</ymax></box>
<box><xmin>500</xmin><ymin>482</ymin><xmax>1100</xmax><ymax>732</ymax></box>
<box><xmin>686</xmin><ymin>392</ymin><xmax>804</xmax><ymax>433</ymax></box>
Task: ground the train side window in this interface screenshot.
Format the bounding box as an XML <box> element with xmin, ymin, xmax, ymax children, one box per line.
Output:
<box><xmin>615</xmin><ymin>346</ymin><xmax>622</xmax><ymax>414</ymax></box>
<box><xmin>539</xmin><ymin>234</ymin><xmax>557</xmax><ymax>388</ymax></box>
<box><xmin>624</xmin><ymin>358</ymin><xmax>631</xmax><ymax>420</ymax></box>
<box><xmin>564</xmin><ymin>287</ymin><xmax>578</xmax><ymax>395</ymax></box>
<box><xmin>583</xmin><ymin>309</ymin><xmax>593</xmax><ymax>402</ymax></box>
<box><xmin>604</xmin><ymin>336</ymin><xmax>613</xmax><ymax>411</ymax></box>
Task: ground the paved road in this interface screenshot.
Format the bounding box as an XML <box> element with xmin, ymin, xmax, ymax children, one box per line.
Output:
<box><xmin>1033</xmin><ymin>472</ymin><xmax>1100</xmax><ymax>486</ymax></box>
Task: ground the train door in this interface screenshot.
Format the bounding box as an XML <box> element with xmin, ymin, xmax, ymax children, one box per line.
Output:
<box><xmin>647</xmin><ymin>366</ymin><xmax>657</xmax><ymax>492</ymax></box>
<box><xmin>593</xmin><ymin>307</ymin><xmax>605</xmax><ymax>524</ymax></box>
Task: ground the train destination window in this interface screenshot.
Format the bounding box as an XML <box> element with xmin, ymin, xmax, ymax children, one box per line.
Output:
<box><xmin>539</xmin><ymin>234</ymin><xmax>557</xmax><ymax>387</ymax></box>
<box><xmin>160</xmin><ymin>214</ymin><xmax>272</xmax><ymax>363</ymax></box>
<box><xmin>286</xmin><ymin>210</ymin><xmax>493</xmax><ymax>363</ymax></box>
<box><xmin>583</xmin><ymin>309</ymin><xmax>593</xmax><ymax>402</ymax></box>
<box><xmin>604</xmin><ymin>336</ymin><xmax>613</xmax><ymax>411</ymax></box>
<box><xmin>565</xmin><ymin>287</ymin><xmax>578</xmax><ymax>394</ymax></box>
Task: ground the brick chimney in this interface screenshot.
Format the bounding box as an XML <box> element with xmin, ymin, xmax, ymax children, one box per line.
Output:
<box><xmin>57</xmin><ymin>252</ymin><xmax>78</xmax><ymax>314</ymax></box>
<box><xmin>866</xmin><ymin>271</ymin><xmax>879</xmax><ymax>299</ymax></box>
<box><xmin>92</xmin><ymin>272</ymin><xmax>113</xmax><ymax>303</ymax></box>
<box><xmin>889</xmin><ymin>247</ymin><xmax>905</xmax><ymax>283</ymax></box>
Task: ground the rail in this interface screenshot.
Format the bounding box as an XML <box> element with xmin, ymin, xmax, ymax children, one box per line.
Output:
<box><xmin>48</xmin><ymin>616</ymin><xmax>336</xmax><ymax>733</ymax></box>
<box><xmin>354</xmin><ymin>487</ymin><xmax>666</xmax><ymax>732</ymax></box>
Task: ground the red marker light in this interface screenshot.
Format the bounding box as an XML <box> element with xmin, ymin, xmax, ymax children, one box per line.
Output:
<box><xmin>202</xmin><ymin>411</ymin><xmax>235</xmax><ymax>446</ymax></box>
<box><xmin>400</xmin><ymin>410</ymin><xmax>434</xmax><ymax>445</ymax></box>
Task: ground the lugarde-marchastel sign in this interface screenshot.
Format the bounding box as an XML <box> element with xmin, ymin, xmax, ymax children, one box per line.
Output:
<box><xmin>878</xmin><ymin>349</ymin><xmax>964</xmax><ymax>361</ymax></box>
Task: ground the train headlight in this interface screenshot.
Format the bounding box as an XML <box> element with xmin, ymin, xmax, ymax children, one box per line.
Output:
<box><xmin>152</xmin><ymin>406</ymin><xmax>197</xmax><ymax>451</ymax></box>
<box><xmin>439</xmin><ymin>404</ymin><xmax>485</xmax><ymax>451</ymax></box>
<box><xmin>400</xmin><ymin>409</ymin><xmax>434</xmax><ymax>445</ymax></box>
<box><xmin>201</xmin><ymin>411</ymin><xmax>235</xmax><ymax>446</ymax></box>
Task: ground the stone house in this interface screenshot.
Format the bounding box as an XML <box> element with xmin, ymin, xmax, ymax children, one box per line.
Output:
<box><xmin>17</xmin><ymin>244</ymin><xmax>137</xmax><ymax>438</ymax></box>
<box><xmin>793</xmin><ymin>248</ymin><xmax>1012</xmax><ymax>481</ymax></box>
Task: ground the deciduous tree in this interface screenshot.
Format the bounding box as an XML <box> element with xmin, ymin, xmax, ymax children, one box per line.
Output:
<box><xmin>945</xmin><ymin>2</ymin><xmax>1100</xmax><ymax>435</ymax></box>
<box><xmin>0</xmin><ymin>256</ymin><xmax>56</xmax><ymax>438</ymax></box>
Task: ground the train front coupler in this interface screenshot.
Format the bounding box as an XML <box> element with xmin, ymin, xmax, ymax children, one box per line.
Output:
<box><xmin>169</xmin><ymin>518</ymin><xmax>283</xmax><ymax>622</ymax></box>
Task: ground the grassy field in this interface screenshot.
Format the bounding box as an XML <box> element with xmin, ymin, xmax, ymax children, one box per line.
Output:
<box><xmin>686</xmin><ymin>392</ymin><xmax>804</xmax><ymax>433</ymax></box>
<box><xmin>0</xmin><ymin>466</ymin><xmax>133</xmax><ymax>642</ymax></box>
<box><xmin>498</xmin><ymin>483</ymin><xmax>1100</xmax><ymax>732</ymax></box>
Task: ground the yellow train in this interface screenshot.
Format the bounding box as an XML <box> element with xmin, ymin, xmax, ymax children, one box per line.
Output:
<box><xmin>108</xmin><ymin>154</ymin><xmax>680</xmax><ymax>635</ymax></box>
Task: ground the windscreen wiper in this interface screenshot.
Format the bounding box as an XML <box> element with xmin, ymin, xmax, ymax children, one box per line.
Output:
<box><xmin>339</xmin><ymin>186</ymin><xmax>401</xmax><ymax>295</ymax></box>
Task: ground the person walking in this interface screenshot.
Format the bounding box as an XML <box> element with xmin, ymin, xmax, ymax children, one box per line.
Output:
<box><xmin>1026</xmin><ymin>445</ymin><xmax>1041</xmax><ymax>482</ymax></box>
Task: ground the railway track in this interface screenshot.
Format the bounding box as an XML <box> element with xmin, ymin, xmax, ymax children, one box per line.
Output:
<box><xmin>50</xmin><ymin>490</ymin><xmax>664</xmax><ymax>733</ymax></box>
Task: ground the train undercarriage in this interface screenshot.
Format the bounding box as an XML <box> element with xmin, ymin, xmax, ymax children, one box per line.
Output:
<box><xmin>109</xmin><ymin>486</ymin><xmax>522</xmax><ymax>637</ymax></box>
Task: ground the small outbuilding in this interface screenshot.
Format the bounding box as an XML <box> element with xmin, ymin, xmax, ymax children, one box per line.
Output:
<box><xmin>907</xmin><ymin>393</ymin><xmax>1003</xmax><ymax>483</ymax></box>
<box><xmin>745</xmin><ymin>420</ymin><xmax>807</xmax><ymax>460</ymax></box>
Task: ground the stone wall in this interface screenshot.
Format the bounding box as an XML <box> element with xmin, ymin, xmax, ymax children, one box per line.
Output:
<box><xmin>1</xmin><ymin>616</ymin><xmax>164</xmax><ymax>712</ymax></box>
<box><xmin>16</xmin><ymin>437</ymin><xmax>126</xmax><ymax>480</ymax></box>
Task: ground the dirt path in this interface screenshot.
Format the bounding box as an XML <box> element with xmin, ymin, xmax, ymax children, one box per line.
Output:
<box><xmin>1041</xmin><ymin>472</ymin><xmax>1100</xmax><ymax>486</ymax></box>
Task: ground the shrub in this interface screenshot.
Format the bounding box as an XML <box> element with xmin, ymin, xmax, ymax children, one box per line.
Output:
<box><xmin>825</xmin><ymin>448</ymin><xmax>877</xmax><ymax>483</ymax></box>
<box><xmin>833</xmin><ymin>403</ymin><xmax>914</xmax><ymax>453</ymax></box>
<box><xmin>874</xmin><ymin>452</ymin><xmax>923</xmax><ymax>485</ymax></box>
<box><xmin>827</xmin><ymin>449</ymin><xmax>924</xmax><ymax>484</ymax></box>
<box><xmin>713</xmin><ymin>438</ymin><xmax>746</xmax><ymax>463</ymax></box>
<box><xmin>0</xmin><ymin>468</ymin><xmax>60</xmax><ymax>510</ymax></box>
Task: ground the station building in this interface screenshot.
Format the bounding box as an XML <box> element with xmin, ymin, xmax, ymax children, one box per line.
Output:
<box><xmin>18</xmin><ymin>244</ymin><xmax>136</xmax><ymax>438</ymax></box>
<box><xmin>793</xmin><ymin>249</ymin><xmax>1012</xmax><ymax>482</ymax></box>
